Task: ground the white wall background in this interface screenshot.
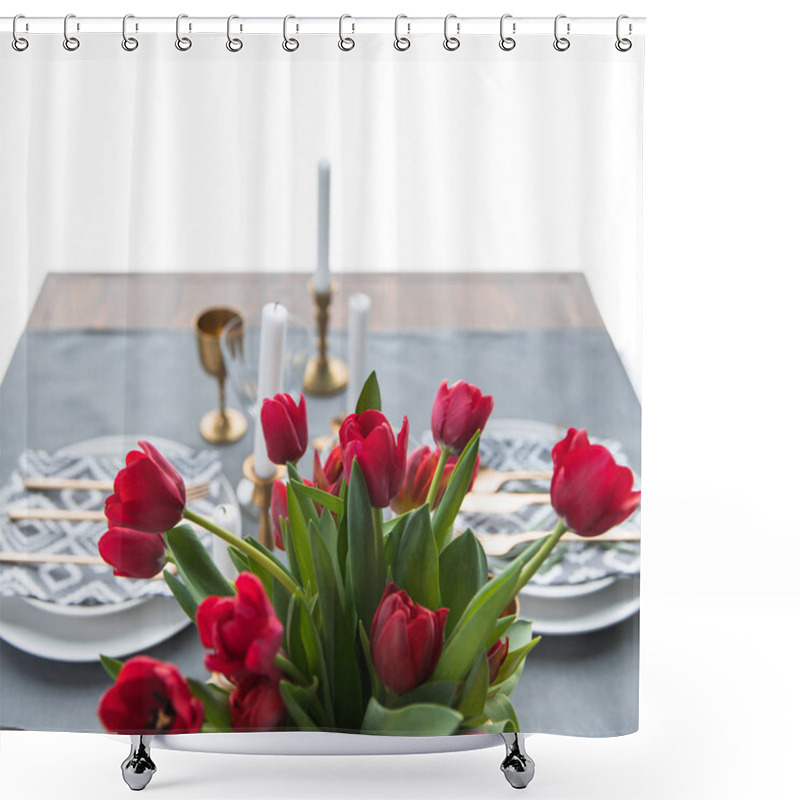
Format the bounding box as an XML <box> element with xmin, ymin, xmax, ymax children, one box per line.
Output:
<box><xmin>2</xmin><ymin>2</ymin><xmax>799</xmax><ymax>800</ymax></box>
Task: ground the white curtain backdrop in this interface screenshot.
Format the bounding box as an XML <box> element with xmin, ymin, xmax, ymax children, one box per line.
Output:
<box><xmin>1</xmin><ymin>29</ymin><xmax>643</xmax><ymax>388</ymax></box>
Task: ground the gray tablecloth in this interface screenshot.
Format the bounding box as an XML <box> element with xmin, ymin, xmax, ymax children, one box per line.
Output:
<box><xmin>0</xmin><ymin>328</ymin><xmax>640</xmax><ymax>735</ymax></box>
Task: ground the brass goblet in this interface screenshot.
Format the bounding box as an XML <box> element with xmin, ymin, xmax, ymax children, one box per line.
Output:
<box><xmin>194</xmin><ymin>307</ymin><xmax>248</xmax><ymax>445</ymax></box>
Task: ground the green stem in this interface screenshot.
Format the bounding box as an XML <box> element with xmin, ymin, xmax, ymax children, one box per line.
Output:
<box><xmin>513</xmin><ymin>519</ymin><xmax>569</xmax><ymax>595</ymax></box>
<box><xmin>425</xmin><ymin>447</ymin><xmax>451</xmax><ymax>508</ymax></box>
<box><xmin>274</xmin><ymin>653</ymin><xmax>308</xmax><ymax>686</ymax></box>
<box><xmin>182</xmin><ymin>507</ymin><xmax>298</xmax><ymax>594</ymax></box>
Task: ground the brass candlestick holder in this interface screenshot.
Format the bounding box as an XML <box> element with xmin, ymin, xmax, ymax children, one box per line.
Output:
<box><xmin>242</xmin><ymin>455</ymin><xmax>285</xmax><ymax>550</ymax></box>
<box><xmin>303</xmin><ymin>283</ymin><xmax>349</xmax><ymax>396</ymax></box>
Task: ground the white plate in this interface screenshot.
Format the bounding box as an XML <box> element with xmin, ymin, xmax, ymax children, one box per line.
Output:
<box><xmin>1</xmin><ymin>435</ymin><xmax>236</xmax><ymax>660</ymax></box>
<box><xmin>519</xmin><ymin>575</ymin><xmax>640</xmax><ymax>635</ymax></box>
<box><xmin>0</xmin><ymin>595</ymin><xmax>190</xmax><ymax>662</ymax></box>
<box><xmin>18</xmin><ymin>435</ymin><xmax>235</xmax><ymax>619</ymax></box>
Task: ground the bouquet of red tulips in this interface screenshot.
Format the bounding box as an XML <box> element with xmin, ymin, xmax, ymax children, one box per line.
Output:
<box><xmin>96</xmin><ymin>372</ymin><xmax>640</xmax><ymax>737</ymax></box>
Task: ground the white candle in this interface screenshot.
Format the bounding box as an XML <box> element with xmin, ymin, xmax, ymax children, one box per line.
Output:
<box><xmin>253</xmin><ymin>302</ymin><xmax>287</xmax><ymax>478</ymax></box>
<box><xmin>315</xmin><ymin>160</ymin><xmax>332</xmax><ymax>293</ymax></box>
<box><xmin>212</xmin><ymin>503</ymin><xmax>242</xmax><ymax>582</ymax></box>
<box><xmin>346</xmin><ymin>293</ymin><xmax>372</xmax><ymax>412</ymax></box>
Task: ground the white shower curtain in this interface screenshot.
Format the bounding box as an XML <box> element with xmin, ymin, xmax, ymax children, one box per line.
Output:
<box><xmin>1</xmin><ymin>26</ymin><xmax>643</xmax><ymax>388</ymax></box>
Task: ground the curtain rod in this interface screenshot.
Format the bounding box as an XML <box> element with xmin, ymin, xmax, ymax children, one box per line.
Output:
<box><xmin>1</xmin><ymin>16</ymin><xmax>646</xmax><ymax>37</ymax></box>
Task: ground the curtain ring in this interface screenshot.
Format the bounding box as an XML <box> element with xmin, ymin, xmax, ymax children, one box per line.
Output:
<box><xmin>394</xmin><ymin>14</ymin><xmax>411</xmax><ymax>51</ymax></box>
<box><xmin>615</xmin><ymin>15</ymin><xmax>632</xmax><ymax>52</ymax></box>
<box><xmin>338</xmin><ymin>14</ymin><xmax>355</xmax><ymax>51</ymax></box>
<box><xmin>12</xmin><ymin>15</ymin><xmax>29</xmax><ymax>52</ymax></box>
<box><xmin>553</xmin><ymin>14</ymin><xmax>570</xmax><ymax>52</ymax></box>
<box><xmin>121</xmin><ymin>14</ymin><xmax>139</xmax><ymax>51</ymax></box>
<box><xmin>282</xmin><ymin>15</ymin><xmax>299</xmax><ymax>52</ymax></box>
<box><xmin>175</xmin><ymin>14</ymin><xmax>192</xmax><ymax>51</ymax></box>
<box><xmin>226</xmin><ymin>15</ymin><xmax>243</xmax><ymax>52</ymax></box>
<box><xmin>443</xmin><ymin>14</ymin><xmax>460</xmax><ymax>51</ymax></box>
<box><xmin>63</xmin><ymin>13</ymin><xmax>80</xmax><ymax>51</ymax></box>
<box><xmin>499</xmin><ymin>14</ymin><xmax>516</xmax><ymax>51</ymax></box>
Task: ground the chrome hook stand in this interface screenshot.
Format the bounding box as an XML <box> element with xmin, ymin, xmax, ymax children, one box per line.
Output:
<box><xmin>122</xmin><ymin>735</ymin><xmax>156</xmax><ymax>791</ymax></box>
<box><xmin>500</xmin><ymin>733</ymin><xmax>535</xmax><ymax>789</ymax></box>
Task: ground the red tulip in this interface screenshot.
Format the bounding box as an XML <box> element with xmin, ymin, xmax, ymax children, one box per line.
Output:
<box><xmin>431</xmin><ymin>380</ymin><xmax>494</xmax><ymax>454</ymax></box>
<box><xmin>487</xmin><ymin>636</ymin><xmax>510</xmax><ymax>684</ymax></box>
<box><xmin>550</xmin><ymin>428</ymin><xmax>641</xmax><ymax>537</ymax></box>
<box><xmin>370</xmin><ymin>582</ymin><xmax>449</xmax><ymax>694</ymax></box>
<box><xmin>260</xmin><ymin>393</ymin><xmax>308</xmax><ymax>465</ymax></box>
<box><xmin>313</xmin><ymin>445</ymin><xmax>344</xmax><ymax>497</ymax></box>
<box><xmin>105</xmin><ymin>441</ymin><xmax>186</xmax><ymax>534</ymax></box>
<box><xmin>98</xmin><ymin>656</ymin><xmax>204</xmax><ymax>734</ymax></box>
<box><xmin>98</xmin><ymin>526</ymin><xmax>167</xmax><ymax>579</ymax></box>
<box><xmin>270</xmin><ymin>477</ymin><xmax>313</xmax><ymax>551</ymax></box>
<box><xmin>196</xmin><ymin>572</ymin><xmax>283</xmax><ymax>682</ymax></box>
<box><xmin>339</xmin><ymin>411</ymin><xmax>409</xmax><ymax>508</ymax></box>
<box><xmin>390</xmin><ymin>446</ymin><xmax>480</xmax><ymax>514</ymax></box>
<box><xmin>229</xmin><ymin>675</ymin><xmax>286</xmax><ymax>731</ymax></box>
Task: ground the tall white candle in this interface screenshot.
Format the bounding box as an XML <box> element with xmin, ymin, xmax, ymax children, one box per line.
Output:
<box><xmin>253</xmin><ymin>302</ymin><xmax>287</xmax><ymax>478</ymax></box>
<box><xmin>211</xmin><ymin>503</ymin><xmax>242</xmax><ymax>582</ymax></box>
<box><xmin>315</xmin><ymin>160</ymin><xmax>332</xmax><ymax>293</ymax></box>
<box><xmin>346</xmin><ymin>293</ymin><xmax>372</xmax><ymax>412</ymax></box>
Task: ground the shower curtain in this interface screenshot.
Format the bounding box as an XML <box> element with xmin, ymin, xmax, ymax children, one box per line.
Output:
<box><xmin>0</xmin><ymin>15</ymin><xmax>644</xmax><ymax>753</ymax></box>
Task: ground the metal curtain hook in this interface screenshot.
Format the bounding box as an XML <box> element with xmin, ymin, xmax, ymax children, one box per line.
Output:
<box><xmin>63</xmin><ymin>13</ymin><xmax>80</xmax><ymax>51</ymax></box>
<box><xmin>443</xmin><ymin>13</ymin><xmax>460</xmax><ymax>51</ymax></box>
<box><xmin>175</xmin><ymin>14</ymin><xmax>192</xmax><ymax>51</ymax></box>
<box><xmin>227</xmin><ymin>15</ymin><xmax>243</xmax><ymax>51</ymax></box>
<box><xmin>553</xmin><ymin>14</ymin><xmax>570</xmax><ymax>52</ymax></box>
<box><xmin>499</xmin><ymin>13</ymin><xmax>516</xmax><ymax>51</ymax></box>
<box><xmin>122</xmin><ymin>14</ymin><xmax>138</xmax><ymax>51</ymax></box>
<box><xmin>283</xmin><ymin>15</ymin><xmax>299</xmax><ymax>52</ymax></box>
<box><xmin>394</xmin><ymin>14</ymin><xmax>410</xmax><ymax>51</ymax></box>
<box><xmin>12</xmin><ymin>14</ymin><xmax>29</xmax><ymax>51</ymax></box>
<box><xmin>615</xmin><ymin>14</ymin><xmax>632</xmax><ymax>51</ymax></box>
<box><xmin>338</xmin><ymin>14</ymin><xmax>355</xmax><ymax>51</ymax></box>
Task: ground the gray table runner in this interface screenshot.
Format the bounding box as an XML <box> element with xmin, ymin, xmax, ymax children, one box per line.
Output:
<box><xmin>0</xmin><ymin>328</ymin><xmax>640</xmax><ymax>735</ymax></box>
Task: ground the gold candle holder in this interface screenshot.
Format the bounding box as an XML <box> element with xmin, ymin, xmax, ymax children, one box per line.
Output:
<box><xmin>242</xmin><ymin>455</ymin><xmax>285</xmax><ymax>551</ymax></box>
<box><xmin>303</xmin><ymin>282</ymin><xmax>349</xmax><ymax>396</ymax></box>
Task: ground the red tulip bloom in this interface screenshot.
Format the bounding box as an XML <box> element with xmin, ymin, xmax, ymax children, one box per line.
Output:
<box><xmin>196</xmin><ymin>572</ymin><xmax>283</xmax><ymax>682</ymax></box>
<box><xmin>339</xmin><ymin>411</ymin><xmax>409</xmax><ymax>509</ymax></box>
<box><xmin>487</xmin><ymin>636</ymin><xmax>510</xmax><ymax>684</ymax></box>
<box><xmin>270</xmin><ymin>477</ymin><xmax>313</xmax><ymax>551</ymax></box>
<box><xmin>104</xmin><ymin>441</ymin><xmax>186</xmax><ymax>534</ymax></box>
<box><xmin>98</xmin><ymin>656</ymin><xmax>204</xmax><ymax>735</ymax></box>
<box><xmin>431</xmin><ymin>380</ymin><xmax>494</xmax><ymax>454</ymax></box>
<box><xmin>550</xmin><ymin>428</ymin><xmax>641</xmax><ymax>537</ymax></box>
<box><xmin>390</xmin><ymin>446</ymin><xmax>480</xmax><ymax>515</ymax></box>
<box><xmin>229</xmin><ymin>675</ymin><xmax>286</xmax><ymax>731</ymax></box>
<box><xmin>98</xmin><ymin>526</ymin><xmax>167</xmax><ymax>579</ymax></box>
<box><xmin>260</xmin><ymin>393</ymin><xmax>308</xmax><ymax>465</ymax></box>
<box><xmin>370</xmin><ymin>583</ymin><xmax>448</xmax><ymax>694</ymax></box>
<box><xmin>313</xmin><ymin>445</ymin><xmax>344</xmax><ymax>497</ymax></box>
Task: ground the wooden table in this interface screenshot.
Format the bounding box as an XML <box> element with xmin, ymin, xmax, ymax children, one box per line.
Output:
<box><xmin>28</xmin><ymin>271</ymin><xmax>605</xmax><ymax>332</ymax></box>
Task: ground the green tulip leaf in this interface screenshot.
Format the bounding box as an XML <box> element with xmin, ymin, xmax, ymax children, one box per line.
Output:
<box><xmin>494</xmin><ymin>636</ymin><xmax>540</xmax><ymax>686</ymax></box>
<box><xmin>99</xmin><ymin>654</ymin><xmax>124</xmax><ymax>681</ymax></box>
<box><xmin>226</xmin><ymin>546</ymin><xmax>251</xmax><ymax>574</ymax></box>
<box><xmin>383</xmin><ymin>514</ymin><xmax>408</xmax><ymax>576</ymax></box>
<box><xmin>355</xmin><ymin>370</ymin><xmax>382</xmax><ymax>414</ymax></box>
<box><xmin>162</xmin><ymin>569</ymin><xmax>199</xmax><ymax>622</ymax></box>
<box><xmin>432</xmin><ymin>538</ymin><xmax>545</xmax><ymax>682</ymax></box>
<box><xmin>482</xmin><ymin>692</ymin><xmax>520</xmax><ymax>732</ymax></box>
<box><xmin>318</xmin><ymin>508</ymin><xmax>340</xmax><ymax>564</ymax></box>
<box><xmin>242</xmin><ymin>536</ymin><xmax>298</xmax><ymax>589</ymax></box>
<box><xmin>458</xmin><ymin>654</ymin><xmax>490</xmax><ymax>720</ymax></box>
<box><xmin>187</xmin><ymin>679</ymin><xmax>232</xmax><ymax>731</ymax></box>
<box><xmin>280</xmin><ymin>678</ymin><xmax>322</xmax><ymax>731</ymax></box>
<box><xmin>487</xmin><ymin>615</ymin><xmax>517</xmax><ymax>649</ymax></box>
<box><xmin>431</xmin><ymin>431</ymin><xmax>481</xmax><ymax>551</ymax></box>
<box><xmin>290</xmin><ymin>480</ymin><xmax>344</xmax><ymax>518</ymax></box>
<box><xmin>361</xmin><ymin>698</ymin><xmax>463</xmax><ymax>736</ymax></box>
<box><xmin>358</xmin><ymin>620</ymin><xmax>380</xmax><ymax>699</ymax></box>
<box><xmin>345</xmin><ymin>461</ymin><xmax>385</xmax><ymax>627</ymax></box>
<box><xmin>439</xmin><ymin>529</ymin><xmax>488</xmax><ymax>637</ymax></box>
<box><xmin>393</xmin><ymin>505</ymin><xmax>440</xmax><ymax>610</ymax></box>
<box><xmin>286</xmin><ymin>484</ymin><xmax>317</xmax><ymax>596</ymax></box>
<box><xmin>165</xmin><ymin>524</ymin><xmax>235</xmax><ymax>601</ymax></box>
<box><xmin>396</xmin><ymin>681</ymin><xmax>460</xmax><ymax>709</ymax></box>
